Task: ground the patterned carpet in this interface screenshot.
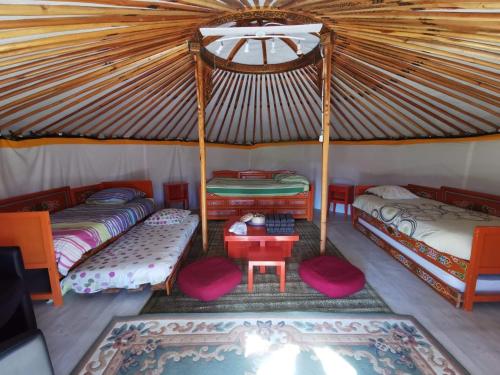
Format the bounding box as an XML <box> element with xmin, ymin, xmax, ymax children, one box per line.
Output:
<box><xmin>73</xmin><ymin>312</ymin><xmax>469</xmax><ymax>375</ymax></box>
<box><xmin>141</xmin><ymin>220</ymin><xmax>390</xmax><ymax>314</ymax></box>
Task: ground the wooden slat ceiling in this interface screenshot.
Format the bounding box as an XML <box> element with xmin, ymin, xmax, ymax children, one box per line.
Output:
<box><xmin>0</xmin><ymin>0</ymin><xmax>498</xmax><ymax>144</ymax></box>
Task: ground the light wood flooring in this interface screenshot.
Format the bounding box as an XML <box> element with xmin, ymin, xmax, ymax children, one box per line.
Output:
<box><xmin>34</xmin><ymin>214</ymin><xmax>500</xmax><ymax>375</ymax></box>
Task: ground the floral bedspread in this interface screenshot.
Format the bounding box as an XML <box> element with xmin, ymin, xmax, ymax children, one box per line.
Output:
<box><xmin>61</xmin><ymin>215</ymin><xmax>199</xmax><ymax>293</ymax></box>
<box><xmin>51</xmin><ymin>198</ymin><xmax>155</xmax><ymax>276</ymax></box>
<box><xmin>353</xmin><ymin>194</ymin><xmax>500</xmax><ymax>260</ymax></box>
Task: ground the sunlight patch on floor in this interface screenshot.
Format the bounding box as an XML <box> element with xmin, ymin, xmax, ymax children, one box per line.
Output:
<box><xmin>244</xmin><ymin>332</ymin><xmax>357</xmax><ymax>375</ymax></box>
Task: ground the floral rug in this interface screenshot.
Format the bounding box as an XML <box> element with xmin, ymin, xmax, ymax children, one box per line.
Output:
<box><xmin>73</xmin><ymin>312</ymin><xmax>468</xmax><ymax>375</ymax></box>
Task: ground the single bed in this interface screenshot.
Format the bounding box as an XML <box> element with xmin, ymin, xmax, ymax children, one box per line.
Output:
<box><xmin>205</xmin><ymin>170</ymin><xmax>314</xmax><ymax>221</ymax></box>
<box><xmin>0</xmin><ymin>180</ymin><xmax>154</xmax><ymax>306</ymax></box>
<box><xmin>61</xmin><ymin>214</ymin><xmax>199</xmax><ymax>295</ymax></box>
<box><xmin>207</xmin><ymin>177</ymin><xmax>309</xmax><ymax>197</ymax></box>
<box><xmin>352</xmin><ymin>184</ymin><xmax>500</xmax><ymax>310</ymax></box>
<box><xmin>51</xmin><ymin>198</ymin><xmax>155</xmax><ymax>276</ymax></box>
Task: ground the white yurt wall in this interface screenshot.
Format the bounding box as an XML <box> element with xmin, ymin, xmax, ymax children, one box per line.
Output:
<box><xmin>249</xmin><ymin>140</ymin><xmax>500</xmax><ymax>209</ymax></box>
<box><xmin>1</xmin><ymin>139</ymin><xmax>498</xmax><ymax>210</ymax></box>
<box><xmin>0</xmin><ymin>142</ymin><xmax>250</xmax><ymax>205</ymax></box>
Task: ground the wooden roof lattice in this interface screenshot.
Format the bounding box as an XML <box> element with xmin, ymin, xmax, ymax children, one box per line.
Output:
<box><xmin>0</xmin><ymin>1</ymin><xmax>498</xmax><ymax>144</ymax></box>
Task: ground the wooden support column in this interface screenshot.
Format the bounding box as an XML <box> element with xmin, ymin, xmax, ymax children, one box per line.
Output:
<box><xmin>320</xmin><ymin>32</ymin><xmax>333</xmax><ymax>254</ymax></box>
<box><xmin>190</xmin><ymin>41</ymin><xmax>208</xmax><ymax>251</ymax></box>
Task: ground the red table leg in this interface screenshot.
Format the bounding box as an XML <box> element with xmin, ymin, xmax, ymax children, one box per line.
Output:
<box><xmin>248</xmin><ymin>262</ymin><xmax>254</xmax><ymax>293</ymax></box>
<box><xmin>248</xmin><ymin>260</ymin><xmax>286</xmax><ymax>293</ymax></box>
<box><xmin>279</xmin><ymin>262</ymin><xmax>285</xmax><ymax>292</ymax></box>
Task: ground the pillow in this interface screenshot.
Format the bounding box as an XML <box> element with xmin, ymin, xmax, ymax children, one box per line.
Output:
<box><xmin>86</xmin><ymin>187</ymin><xmax>145</xmax><ymax>205</ymax></box>
<box><xmin>145</xmin><ymin>208</ymin><xmax>191</xmax><ymax>226</ymax></box>
<box><xmin>366</xmin><ymin>185</ymin><xmax>418</xmax><ymax>200</ymax></box>
<box><xmin>277</xmin><ymin>174</ymin><xmax>309</xmax><ymax>186</ymax></box>
<box><xmin>273</xmin><ymin>173</ymin><xmax>294</xmax><ymax>181</ymax></box>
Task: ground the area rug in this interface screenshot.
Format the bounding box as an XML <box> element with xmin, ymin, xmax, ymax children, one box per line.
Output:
<box><xmin>142</xmin><ymin>220</ymin><xmax>390</xmax><ymax>314</ymax></box>
<box><xmin>72</xmin><ymin>312</ymin><xmax>468</xmax><ymax>375</ymax></box>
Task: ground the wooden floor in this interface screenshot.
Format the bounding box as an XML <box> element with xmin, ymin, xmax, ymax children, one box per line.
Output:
<box><xmin>34</xmin><ymin>213</ymin><xmax>500</xmax><ymax>375</ymax></box>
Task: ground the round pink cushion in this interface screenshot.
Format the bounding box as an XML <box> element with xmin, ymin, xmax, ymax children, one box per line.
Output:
<box><xmin>177</xmin><ymin>257</ymin><xmax>242</xmax><ymax>301</ymax></box>
<box><xmin>298</xmin><ymin>255</ymin><xmax>365</xmax><ymax>298</ymax></box>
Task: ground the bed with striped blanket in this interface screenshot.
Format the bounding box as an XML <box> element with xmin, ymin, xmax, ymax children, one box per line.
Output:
<box><xmin>51</xmin><ymin>198</ymin><xmax>155</xmax><ymax>276</ymax></box>
<box><xmin>206</xmin><ymin>177</ymin><xmax>309</xmax><ymax>197</ymax></box>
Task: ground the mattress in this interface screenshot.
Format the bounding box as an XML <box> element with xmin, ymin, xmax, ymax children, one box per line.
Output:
<box><xmin>206</xmin><ymin>177</ymin><xmax>309</xmax><ymax>197</ymax></box>
<box><xmin>51</xmin><ymin>198</ymin><xmax>156</xmax><ymax>276</ymax></box>
<box><xmin>353</xmin><ymin>194</ymin><xmax>500</xmax><ymax>260</ymax></box>
<box><xmin>61</xmin><ymin>214</ymin><xmax>199</xmax><ymax>294</ymax></box>
<box><xmin>359</xmin><ymin>218</ymin><xmax>500</xmax><ymax>293</ymax></box>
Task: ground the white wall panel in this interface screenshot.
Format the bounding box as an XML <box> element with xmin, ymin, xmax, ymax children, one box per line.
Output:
<box><xmin>0</xmin><ymin>143</ymin><xmax>250</xmax><ymax>206</ymax></box>
<box><xmin>0</xmin><ymin>140</ymin><xmax>498</xmax><ymax>209</ymax></box>
<box><xmin>250</xmin><ymin>140</ymin><xmax>500</xmax><ymax>208</ymax></box>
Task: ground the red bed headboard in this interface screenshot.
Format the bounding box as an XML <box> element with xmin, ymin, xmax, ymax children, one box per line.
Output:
<box><xmin>0</xmin><ymin>187</ymin><xmax>72</xmax><ymax>213</ymax></box>
<box><xmin>212</xmin><ymin>170</ymin><xmax>295</xmax><ymax>179</ymax></box>
<box><xmin>354</xmin><ymin>185</ymin><xmax>375</xmax><ymax>197</ymax></box>
<box><xmin>406</xmin><ymin>184</ymin><xmax>442</xmax><ymax>201</ymax></box>
<box><xmin>70</xmin><ymin>184</ymin><xmax>104</xmax><ymax>205</ymax></box>
<box><xmin>354</xmin><ymin>184</ymin><xmax>441</xmax><ymax>200</ymax></box>
<box><xmin>71</xmin><ymin>180</ymin><xmax>154</xmax><ymax>205</ymax></box>
<box><xmin>102</xmin><ymin>180</ymin><xmax>154</xmax><ymax>198</ymax></box>
<box><xmin>441</xmin><ymin>187</ymin><xmax>500</xmax><ymax>217</ymax></box>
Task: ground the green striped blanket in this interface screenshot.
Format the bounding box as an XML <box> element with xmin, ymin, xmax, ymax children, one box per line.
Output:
<box><xmin>206</xmin><ymin>177</ymin><xmax>309</xmax><ymax>197</ymax></box>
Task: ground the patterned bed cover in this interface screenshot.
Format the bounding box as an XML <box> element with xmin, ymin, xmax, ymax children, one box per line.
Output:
<box><xmin>353</xmin><ymin>194</ymin><xmax>500</xmax><ymax>260</ymax></box>
<box><xmin>51</xmin><ymin>198</ymin><xmax>156</xmax><ymax>276</ymax></box>
<box><xmin>61</xmin><ymin>215</ymin><xmax>199</xmax><ymax>294</ymax></box>
<box><xmin>206</xmin><ymin>177</ymin><xmax>309</xmax><ymax>197</ymax></box>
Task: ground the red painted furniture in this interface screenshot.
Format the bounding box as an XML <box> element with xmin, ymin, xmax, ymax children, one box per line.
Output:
<box><xmin>206</xmin><ymin>170</ymin><xmax>314</xmax><ymax>221</ymax></box>
<box><xmin>328</xmin><ymin>183</ymin><xmax>354</xmax><ymax>217</ymax></box>
<box><xmin>223</xmin><ymin>217</ymin><xmax>299</xmax><ymax>259</ymax></box>
<box><xmin>0</xmin><ymin>180</ymin><xmax>154</xmax><ymax>307</ymax></box>
<box><xmin>248</xmin><ymin>249</ymin><xmax>286</xmax><ymax>293</ymax></box>
<box><xmin>353</xmin><ymin>184</ymin><xmax>500</xmax><ymax>310</ymax></box>
<box><xmin>163</xmin><ymin>182</ymin><xmax>189</xmax><ymax>209</ymax></box>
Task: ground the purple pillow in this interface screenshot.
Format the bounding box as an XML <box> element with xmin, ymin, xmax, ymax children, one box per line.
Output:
<box><xmin>85</xmin><ymin>187</ymin><xmax>145</xmax><ymax>205</ymax></box>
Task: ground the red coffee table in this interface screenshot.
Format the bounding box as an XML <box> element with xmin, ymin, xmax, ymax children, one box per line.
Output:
<box><xmin>223</xmin><ymin>217</ymin><xmax>299</xmax><ymax>293</ymax></box>
<box><xmin>223</xmin><ymin>217</ymin><xmax>299</xmax><ymax>259</ymax></box>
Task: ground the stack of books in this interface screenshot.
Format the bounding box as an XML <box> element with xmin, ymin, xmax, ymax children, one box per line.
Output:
<box><xmin>265</xmin><ymin>214</ymin><xmax>295</xmax><ymax>234</ymax></box>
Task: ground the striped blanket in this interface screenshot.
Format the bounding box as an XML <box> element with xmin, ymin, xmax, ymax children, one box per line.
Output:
<box><xmin>206</xmin><ymin>177</ymin><xmax>309</xmax><ymax>197</ymax></box>
<box><xmin>51</xmin><ymin>198</ymin><xmax>155</xmax><ymax>276</ymax></box>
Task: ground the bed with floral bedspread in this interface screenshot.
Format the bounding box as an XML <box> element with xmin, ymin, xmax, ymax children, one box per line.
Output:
<box><xmin>353</xmin><ymin>194</ymin><xmax>500</xmax><ymax>260</ymax></box>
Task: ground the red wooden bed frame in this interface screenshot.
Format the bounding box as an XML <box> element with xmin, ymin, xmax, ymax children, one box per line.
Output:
<box><xmin>0</xmin><ymin>180</ymin><xmax>154</xmax><ymax>307</ymax></box>
<box><xmin>206</xmin><ymin>170</ymin><xmax>314</xmax><ymax>221</ymax></box>
<box><xmin>352</xmin><ymin>184</ymin><xmax>500</xmax><ymax>310</ymax></box>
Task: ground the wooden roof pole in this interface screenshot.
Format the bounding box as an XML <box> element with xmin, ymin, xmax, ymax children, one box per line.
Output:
<box><xmin>320</xmin><ymin>31</ymin><xmax>333</xmax><ymax>254</ymax></box>
<box><xmin>190</xmin><ymin>41</ymin><xmax>209</xmax><ymax>251</ymax></box>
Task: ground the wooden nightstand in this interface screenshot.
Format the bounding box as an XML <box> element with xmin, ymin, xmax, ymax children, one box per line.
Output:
<box><xmin>328</xmin><ymin>184</ymin><xmax>354</xmax><ymax>217</ymax></box>
<box><xmin>163</xmin><ymin>182</ymin><xmax>189</xmax><ymax>209</ymax></box>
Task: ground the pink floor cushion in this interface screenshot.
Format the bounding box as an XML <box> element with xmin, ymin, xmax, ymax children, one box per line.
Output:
<box><xmin>177</xmin><ymin>257</ymin><xmax>242</xmax><ymax>301</ymax></box>
<box><xmin>298</xmin><ymin>255</ymin><xmax>365</xmax><ymax>298</ymax></box>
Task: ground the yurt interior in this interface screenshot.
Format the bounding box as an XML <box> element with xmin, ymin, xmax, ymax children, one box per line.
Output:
<box><xmin>0</xmin><ymin>1</ymin><xmax>499</xmax><ymax>374</ymax></box>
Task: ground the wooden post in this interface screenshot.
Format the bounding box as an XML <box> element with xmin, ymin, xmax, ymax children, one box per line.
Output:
<box><xmin>190</xmin><ymin>41</ymin><xmax>208</xmax><ymax>251</ymax></box>
<box><xmin>320</xmin><ymin>32</ymin><xmax>333</xmax><ymax>254</ymax></box>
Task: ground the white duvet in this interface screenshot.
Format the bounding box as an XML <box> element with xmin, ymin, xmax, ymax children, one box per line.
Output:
<box><xmin>353</xmin><ymin>195</ymin><xmax>500</xmax><ymax>260</ymax></box>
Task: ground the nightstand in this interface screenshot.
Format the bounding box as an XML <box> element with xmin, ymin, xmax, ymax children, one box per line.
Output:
<box><xmin>163</xmin><ymin>182</ymin><xmax>189</xmax><ymax>209</ymax></box>
<box><xmin>328</xmin><ymin>184</ymin><xmax>354</xmax><ymax>217</ymax></box>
